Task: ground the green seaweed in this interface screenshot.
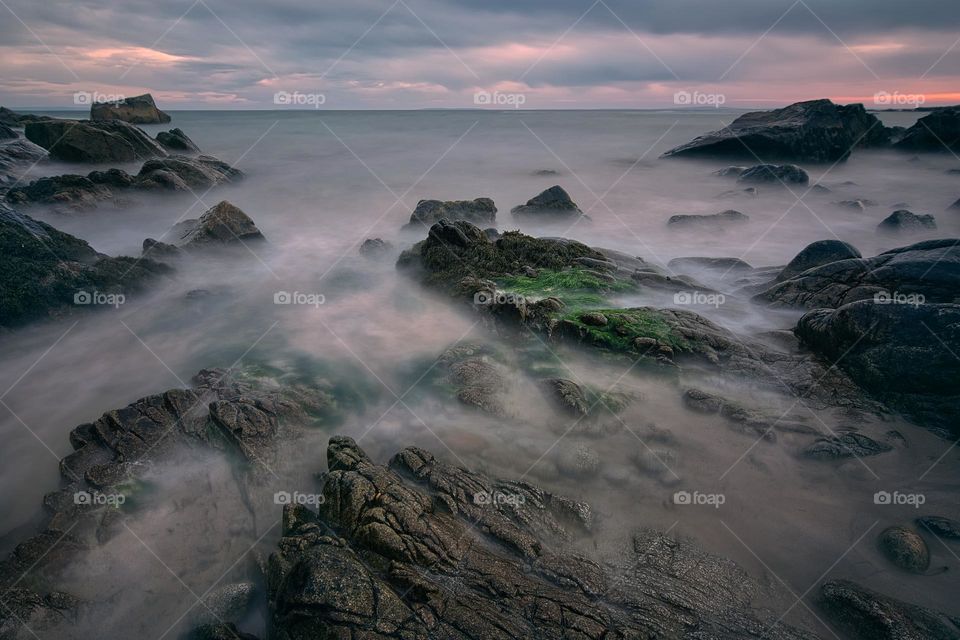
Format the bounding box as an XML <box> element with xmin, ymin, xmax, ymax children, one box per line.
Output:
<box><xmin>497</xmin><ymin>267</ymin><xmax>634</xmax><ymax>309</ymax></box>
<box><xmin>563</xmin><ymin>308</ymin><xmax>692</xmax><ymax>354</ymax></box>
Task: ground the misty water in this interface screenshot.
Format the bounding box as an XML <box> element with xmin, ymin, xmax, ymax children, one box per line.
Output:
<box><xmin>2</xmin><ymin>109</ymin><xmax>959</xmax><ymax>637</ymax></box>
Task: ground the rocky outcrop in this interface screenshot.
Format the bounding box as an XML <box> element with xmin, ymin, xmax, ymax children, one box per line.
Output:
<box><xmin>819</xmin><ymin>579</ymin><xmax>960</xmax><ymax>640</ymax></box>
<box><xmin>877</xmin><ymin>209</ymin><xmax>936</xmax><ymax>234</ymax></box>
<box><xmin>0</xmin><ymin>135</ymin><xmax>48</xmax><ymax>185</ymax></box>
<box><xmin>0</xmin><ymin>203</ymin><xmax>170</xmax><ymax>327</ymax></box>
<box><xmin>25</xmin><ymin>119</ymin><xmax>168</xmax><ymax>163</ymax></box>
<box><xmin>511</xmin><ymin>185</ymin><xmax>587</xmax><ymax>220</ymax></box>
<box><xmin>135</xmin><ymin>155</ymin><xmax>243</xmax><ymax>190</ymax></box>
<box><xmin>405</xmin><ymin>197</ymin><xmax>496</xmax><ymax>229</ymax></box>
<box><xmin>89</xmin><ymin>93</ymin><xmax>171</xmax><ymax>124</ymax></box>
<box><xmin>755</xmin><ymin>239</ymin><xmax>960</xmax><ymax>308</ymax></box>
<box><xmin>174</xmin><ymin>200</ymin><xmax>265</xmax><ymax>247</ymax></box>
<box><xmin>266</xmin><ymin>436</ymin><xmax>818</xmax><ymax>640</ymax></box>
<box><xmin>358</xmin><ymin>237</ymin><xmax>392</xmax><ymax>259</ymax></box>
<box><xmin>737</xmin><ymin>164</ymin><xmax>809</xmax><ymax>184</ymax></box>
<box><xmin>155</xmin><ymin>127</ymin><xmax>199</xmax><ymax>152</ymax></box>
<box><xmin>662</xmin><ymin>99</ymin><xmax>891</xmax><ymax>162</ymax></box>
<box><xmin>775</xmin><ymin>240</ymin><xmax>862</xmax><ymax>282</ymax></box>
<box><xmin>795</xmin><ymin>300</ymin><xmax>960</xmax><ymax>434</ymax></box>
<box><xmin>667</xmin><ymin>209</ymin><xmax>749</xmax><ymax>229</ymax></box>
<box><xmin>893</xmin><ymin>107</ymin><xmax>960</xmax><ymax>152</ymax></box>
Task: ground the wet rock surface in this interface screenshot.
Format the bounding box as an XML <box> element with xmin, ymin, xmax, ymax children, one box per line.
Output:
<box><xmin>175</xmin><ymin>200</ymin><xmax>265</xmax><ymax>247</ymax></box>
<box><xmin>510</xmin><ymin>185</ymin><xmax>587</xmax><ymax>220</ymax></box>
<box><xmin>89</xmin><ymin>93</ymin><xmax>171</xmax><ymax>124</ymax></box>
<box><xmin>156</xmin><ymin>127</ymin><xmax>200</xmax><ymax>152</ymax></box>
<box><xmin>893</xmin><ymin>107</ymin><xmax>960</xmax><ymax>153</ymax></box>
<box><xmin>775</xmin><ymin>240</ymin><xmax>862</xmax><ymax>282</ymax></box>
<box><xmin>737</xmin><ymin>163</ymin><xmax>809</xmax><ymax>185</ymax></box>
<box><xmin>405</xmin><ymin>197</ymin><xmax>496</xmax><ymax>229</ymax></box>
<box><xmin>25</xmin><ymin>119</ymin><xmax>168</xmax><ymax>163</ymax></box>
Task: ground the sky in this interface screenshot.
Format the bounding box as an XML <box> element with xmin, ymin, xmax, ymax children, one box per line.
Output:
<box><xmin>1</xmin><ymin>0</ymin><xmax>959</xmax><ymax>110</ymax></box>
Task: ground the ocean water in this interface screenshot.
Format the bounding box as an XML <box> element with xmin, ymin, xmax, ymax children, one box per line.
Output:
<box><xmin>2</xmin><ymin>109</ymin><xmax>958</xmax><ymax>637</ymax></box>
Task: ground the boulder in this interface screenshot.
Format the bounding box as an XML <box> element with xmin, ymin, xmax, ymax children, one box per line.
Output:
<box><xmin>541</xmin><ymin>377</ymin><xmax>591</xmax><ymax>416</ymax></box>
<box><xmin>795</xmin><ymin>300</ymin><xmax>960</xmax><ymax>433</ymax></box>
<box><xmin>948</xmin><ymin>197</ymin><xmax>960</xmax><ymax>211</ymax></box>
<box><xmin>89</xmin><ymin>93</ymin><xmax>171</xmax><ymax>124</ymax></box>
<box><xmin>4</xmin><ymin>173</ymin><xmax>112</xmax><ymax>211</ymax></box>
<box><xmin>775</xmin><ymin>240</ymin><xmax>862</xmax><ymax>282</ymax></box>
<box><xmin>438</xmin><ymin>343</ymin><xmax>510</xmax><ymax>416</ymax></box>
<box><xmin>713</xmin><ymin>165</ymin><xmax>746</xmax><ymax>177</ymax></box>
<box><xmin>893</xmin><ymin>107</ymin><xmax>960</xmax><ymax>152</ymax></box>
<box><xmin>405</xmin><ymin>197</ymin><xmax>496</xmax><ymax>228</ymax></box>
<box><xmin>142</xmin><ymin>238</ymin><xmax>183</xmax><ymax>260</ymax></box>
<box><xmin>877</xmin><ymin>209</ymin><xmax>937</xmax><ymax>234</ymax></box>
<box><xmin>0</xmin><ymin>136</ymin><xmax>48</xmax><ymax>184</ymax></box>
<box><xmin>358</xmin><ymin>237</ymin><xmax>392</xmax><ymax>259</ymax></box>
<box><xmin>135</xmin><ymin>155</ymin><xmax>243</xmax><ymax>190</ymax></box>
<box><xmin>667</xmin><ymin>209</ymin><xmax>749</xmax><ymax>229</ymax></box>
<box><xmin>155</xmin><ymin>127</ymin><xmax>199</xmax><ymax>152</ymax></box>
<box><xmin>511</xmin><ymin>185</ymin><xmax>587</xmax><ymax>220</ymax></box>
<box><xmin>877</xmin><ymin>526</ymin><xmax>930</xmax><ymax>573</ymax></box>
<box><xmin>737</xmin><ymin>163</ymin><xmax>809</xmax><ymax>184</ymax></box>
<box><xmin>175</xmin><ymin>201</ymin><xmax>264</xmax><ymax>247</ymax></box>
<box><xmin>916</xmin><ymin>516</ymin><xmax>960</xmax><ymax>540</ymax></box>
<box><xmin>820</xmin><ymin>579</ymin><xmax>960</xmax><ymax>640</ymax></box>
<box><xmin>662</xmin><ymin>99</ymin><xmax>891</xmax><ymax>162</ymax></box>
<box><xmin>24</xmin><ymin>119</ymin><xmax>167</xmax><ymax>163</ymax></box>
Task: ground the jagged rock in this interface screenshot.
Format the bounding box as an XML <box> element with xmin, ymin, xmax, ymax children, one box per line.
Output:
<box><xmin>737</xmin><ymin>164</ymin><xmax>809</xmax><ymax>184</ymax></box>
<box><xmin>541</xmin><ymin>378</ymin><xmax>590</xmax><ymax>416</ymax></box>
<box><xmin>795</xmin><ymin>300</ymin><xmax>960</xmax><ymax>434</ymax></box>
<box><xmin>0</xmin><ymin>588</ymin><xmax>81</xmax><ymax>639</ymax></box>
<box><xmin>24</xmin><ymin>119</ymin><xmax>168</xmax><ymax>163</ymax></box>
<box><xmin>775</xmin><ymin>239</ymin><xmax>862</xmax><ymax>282</ymax></box>
<box><xmin>511</xmin><ymin>185</ymin><xmax>587</xmax><ymax>220</ymax></box>
<box><xmin>175</xmin><ymin>201</ymin><xmax>265</xmax><ymax>247</ymax></box>
<box><xmin>893</xmin><ymin>107</ymin><xmax>960</xmax><ymax>152</ymax></box>
<box><xmin>267</xmin><ymin>437</ymin><xmax>817</xmax><ymax>640</ymax></box>
<box><xmin>0</xmin><ymin>203</ymin><xmax>170</xmax><ymax>327</ymax></box>
<box><xmin>142</xmin><ymin>238</ymin><xmax>183</xmax><ymax>260</ymax></box>
<box><xmin>878</xmin><ymin>526</ymin><xmax>930</xmax><ymax>573</ymax></box>
<box><xmin>405</xmin><ymin>197</ymin><xmax>496</xmax><ymax>229</ymax></box>
<box><xmin>802</xmin><ymin>432</ymin><xmax>892</xmax><ymax>459</ymax></box>
<box><xmin>663</xmin><ymin>99</ymin><xmax>891</xmax><ymax>162</ymax></box>
<box><xmin>916</xmin><ymin>516</ymin><xmax>960</xmax><ymax>540</ymax></box>
<box><xmin>358</xmin><ymin>237</ymin><xmax>392</xmax><ymax>259</ymax></box>
<box><xmin>155</xmin><ymin>127</ymin><xmax>199</xmax><ymax>152</ymax></box>
<box><xmin>820</xmin><ymin>579</ymin><xmax>960</xmax><ymax>640</ymax></box>
<box><xmin>877</xmin><ymin>209</ymin><xmax>937</xmax><ymax>234</ymax></box>
<box><xmin>667</xmin><ymin>209</ymin><xmax>749</xmax><ymax>229</ymax></box>
<box><xmin>4</xmin><ymin>174</ymin><xmax>112</xmax><ymax>210</ymax></box>
<box><xmin>669</xmin><ymin>256</ymin><xmax>752</xmax><ymax>272</ymax></box>
<box><xmin>755</xmin><ymin>239</ymin><xmax>960</xmax><ymax>308</ymax></box>
<box><xmin>89</xmin><ymin>93</ymin><xmax>171</xmax><ymax>124</ymax></box>
<box><xmin>136</xmin><ymin>155</ymin><xmax>243</xmax><ymax>190</ymax></box>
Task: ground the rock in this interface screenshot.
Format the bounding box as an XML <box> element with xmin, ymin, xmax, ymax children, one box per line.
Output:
<box><xmin>713</xmin><ymin>165</ymin><xmax>746</xmax><ymax>176</ymax></box>
<box><xmin>893</xmin><ymin>107</ymin><xmax>960</xmax><ymax>152</ymax></box>
<box><xmin>877</xmin><ymin>209</ymin><xmax>937</xmax><ymax>234</ymax></box>
<box><xmin>877</xmin><ymin>526</ymin><xmax>930</xmax><ymax>573</ymax></box>
<box><xmin>89</xmin><ymin>93</ymin><xmax>171</xmax><ymax>124</ymax></box>
<box><xmin>541</xmin><ymin>378</ymin><xmax>591</xmax><ymax>416</ymax></box>
<box><xmin>439</xmin><ymin>344</ymin><xmax>509</xmax><ymax>416</ymax></box>
<box><xmin>662</xmin><ymin>99</ymin><xmax>891</xmax><ymax>162</ymax></box>
<box><xmin>737</xmin><ymin>164</ymin><xmax>809</xmax><ymax>184</ymax></box>
<box><xmin>811</xmin><ymin>183</ymin><xmax>831</xmax><ymax>193</ymax></box>
<box><xmin>775</xmin><ymin>239</ymin><xmax>862</xmax><ymax>282</ymax></box>
<box><xmin>25</xmin><ymin>119</ymin><xmax>168</xmax><ymax>163</ymax></box>
<box><xmin>756</xmin><ymin>238</ymin><xmax>960</xmax><ymax>308</ymax></box>
<box><xmin>175</xmin><ymin>201</ymin><xmax>265</xmax><ymax>247</ymax></box>
<box><xmin>0</xmin><ymin>203</ymin><xmax>170</xmax><ymax>327</ymax></box>
<box><xmin>358</xmin><ymin>237</ymin><xmax>392</xmax><ymax>259</ymax></box>
<box><xmin>186</xmin><ymin>623</ymin><xmax>260</xmax><ymax>640</ymax></box>
<box><xmin>405</xmin><ymin>197</ymin><xmax>496</xmax><ymax>229</ymax></box>
<box><xmin>267</xmin><ymin>437</ymin><xmax>817</xmax><ymax>640</ymax></box>
<box><xmin>142</xmin><ymin>238</ymin><xmax>183</xmax><ymax>260</ymax></box>
<box><xmin>0</xmin><ymin>588</ymin><xmax>81</xmax><ymax>638</ymax></box>
<box><xmin>195</xmin><ymin>582</ymin><xmax>256</xmax><ymax>625</ymax></box>
<box><xmin>533</xmin><ymin>168</ymin><xmax>559</xmax><ymax>176</ymax></box>
<box><xmin>667</xmin><ymin>209</ymin><xmax>749</xmax><ymax>229</ymax></box>
<box><xmin>578</xmin><ymin>311</ymin><xmax>608</xmax><ymax>326</ymax></box>
<box><xmin>511</xmin><ymin>185</ymin><xmax>587</xmax><ymax>220</ymax></box>
<box><xmin>682</xmin><ymin>388</ymin><xmax>800</xmax><ymax>439</ymax></box>
<box><xmin>555</xmin><ymin>444</ymin><xmax>601</xmax><ymax>478</ymax></box>
<box><xmin>4</xmin><ymin>174</ymin><xmax>112</xmax><ymax>211</ymax></box>
<box><xmin>668</xmin><ymin>257</ymin><xmax>752</xmax><ymax>272</ymax></box>
<box><xmin>820</xmin><ymin>579</ymin><xmax>960</xmax><ymax>640</ymax></box>
<box><xmin>0</xmin><ymin>136</ymin><xmax>48</xmax><ymax>184</ymax></box>
<box><xmin>155</xmin><ymin>127</ymin><xmax>199</xmax><ymax>152</ymax></box>
<box><xmin>916</xmin><ymin>516</ymin><xmax>960</xmax><ymax>540</ymax></box>
<box><xmin>135</xmin><ymin>155</ymin><xmax>243</xmax><ymax>190</ymax></box>
<box><xmin>834</xmin><ymin>199</ymin><xmax>867</xmax><ymax>212</ymax></box>
<box><xmin>795</xmin><ymin>300</ymin><xmax>960</xmax><ymax>434</ymax></box>
<box><xmin>0</xmin><ymin>106</ymin><xmax>22</xmax><ymax>127</ymax></box>
<box><xmin>948</xmin><ymin>198</ymin><xmax>960</xmax><ymax>211</ymax></box>
<box><xmin>717</xmin><ymin>186</ymin><xmax>759</xmax><ymax>199</ymax></box>
<box><xmin>0</xmin><ymin>124</ymin><xmax>17</xmax><ymax>140</ymax></box>
<box><xmin>802</xmin><ymin>432</ymin><xmax>892</xmax><ymax>459</ymax></box>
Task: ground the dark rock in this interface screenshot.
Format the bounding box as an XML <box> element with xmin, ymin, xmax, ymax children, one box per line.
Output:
<box><xmin>89</xmin><ymin>93</ymin><xmax>171</xmax><ymax>124</ymax></box>
<box><xmin>175</xmin><ymin>201</ymin><xmax>264</xmax><ymax>247</ymax></box>
<box><xmin>186</xmin><ymin>623</ymin><xmax>260</xmax><ymax>640</ymax></box>
<box><xmin>893</xmin><ymin>107</ymin><xmax>960</xmax><ymax>152</ymax></box>
<box><xmin>155</xmin><ymin>127</ymin><xmax>199</xmax><ymax>152</ymax></box>
<box><xmin>135</xmin><ymin>155</ymin><xmax>243</xmax><ymax>190</ymax></box>
<box><xmin>795</xmin><ymin>300</ymin><xmax>960</xmax><ymax>434</ymax></box>
<box><xmin>877</xmin><ymin>209</ymin><xmax>937</xmax><ymax>234</ymax></box>
<box><xmin>948</xmin><ymin>198</ymin><xmax>960</xmax><ymax>211</ymax></box>
<box><xmin>713</xmin><ymin>165</ymin><xmax>746</xmax><ymax>176</ymax></box>
<box><xmin>669</xmin><ymin>256</ymin><xmax>752</xmax><ymax>272</ymax></box>
<box><xmin>682</xmin><ymin>388</ymin><xmax>809</xmax><ymax>439</ymax></box>
<box><xmin>533</xmin><ymin>168</ymin><xmax>559</xmax><ymax>176</ymax></box>
<box><xmin>87</xmin><ymin>167</ymin><xmax>135</xmax><ymax>188</ymax></box>
<box><xmin>541</xmin><ymin>378</ymin><xmax>591</xmax><ymax>416</ymax></box>
<box><xmin>0</xmin><ymin>203</ymin><xmax>170</xmax><ymax>328</ymax></box>
<box><xmin>0</xmin><ymin>106</ymin><xmax>23</xmax><ymax>127</ymax></box>
<box><xmin>358</xmin><ymin>237</ymin><xmax>392</xmax><ymax>259</ymax></box>
<box><xmin>511</xmin><ymin>185</ymin><xmax>587</xmax><ymax>219</ymax></box>
<box><xmin>4</xmin><ymin>174</ymin><xmax>111</xmax><ymax>210</ymax></box>
<box><xmin>579</xmin><ymin>311</ymin><xmax>608</xmax><ymax>326</ymax></box>
<box><xmin>25</xmin><ymin>119</ymin><xmax>168</xmax><ymax>163</ymax></box>
<box><xmin>662</xmin><ymin>99</ymin><xmax>891</xmax><ymax>162</ymax></box>
<box><xmin>142</xmin><ymin>238</ymin><xmax>183</xmax><ymax>260</ymax></box>
<box><xmin>802</xmin><ymin>432</ymin><xmax>892</xmax><ymax>459</ymax></box>
<box><xmin>811</xmin><ymin>183</ymin><xmax>831</xmax><ymax>193</ymax></box>
<box><xmin>0</xmin><ymin>124</ymin><xmax>17</xmax><ymax>140</ymax></box>
<box><xmin>916</xmin><ymin>516</ymin><xmax>960</xmax><ymax>540</ymax></box>
<box><xmin>668</xmin><ymin>209</ymin><xmax>749</xmax><ymax>229</ymax></box>
<box><xmin>820</xmin><ymin>579</ymin><xmax>960</xmax><ymax>640</ymax></box>
<box><xmin>195</xmin><ymin>582</ymin><xmax>256</xmax><ymax>625</ymax></box>
<box><xmin>438</xmin><ymin>343</ymin><xmax>509</xmax><ymax>416</ymax></box>
<box><xmin>775</xmin><ymin>239</ymin><xmax>862</xmax><ymax>282</ymax></box>
<box><xmin>737</xmin><ymin>164</ymin><xmax>809</xmax><ymax>184</ymax></box>
<box><xmin>878</xmin><ymin>526</ymin><xmax>930</xmax><ymax>573</ymax></box>
<box><xmin>0</xmin><ymin>136</ymin><xmax>48</xmax><ymax>184</ymax></box>
<box><xmin>834</xmin><ymin>199</ymin><xmax>868</xmax><ymax>212</ymax></box>
<box><xmin>405</xmin><ymin>197</ymin><xmax>496</xmax><ymax>229</ymax></box>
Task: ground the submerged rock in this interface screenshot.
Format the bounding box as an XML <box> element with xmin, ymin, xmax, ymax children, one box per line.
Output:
<box><xmin>89</xmin><ymin>93</ymin><xmax>171</xmax><ymax>124</ymax></box>
<box><xmin>667</xmin><ymin>209</ymin><xmax>749</xmax><ymax>229</ymax></box>
<box><xmin>669</xmin><ymin>257</ymin><xmax>753</xmax><ymax>272</ymax></box>
<box><xmin>511</xmin><ymin>185</ymin><xmax>587</xmax><ymax>220</ymax></box>
<box><xmin>737</xmin><ymin>163</ymin><xmax>809</xmax><ymax>184</ymax></box>
<box><xmin>405</xmin><ymin>197</ymin><xmax>496</xmax><ymax>228</ymax></box>
<box><xmin>877</xmin><ymin>209</ymin><xmax>937</xmax><ymax>234</ymax></box>
<box><xmin>893</xmin><ymin>107</ymin><xmax>960</xmax><ymax>152</ymax></box>
<box><xmin>662</xmin><ymin>99</ymin><xmax>891</xmax><ymax>162</ymax></box>
<box><xmin>25</xmin><ymin>119</ymin><xmax>168</xmax><ymax>163</ymax></box>
<box><xmin>155</xmin><ymin>127</ymin><xmax>199</xmax><ymax>152</ymax></box>
<box><xmin>175</xmin><ymin>201</ymin><xmax>265</xmax><ymax>247</ymax></box>
<box><xmin>358</xmin><ymin>237</ymin><xmax>392</xmax><ymax>259</ymax></box>
<box><xmin>878</xmin><ymin>526</ymin><xmax>930</xmax><ymax>573</ymax></box>
<box><xmin>802</xmin><ymin>432</ymin><xmax>892</xmax><ymax>460</ymax></box>
<box><xmin>541</xmin><ymin>377</ymin><xmax>591</xmax><ymax>416</ymax></box>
